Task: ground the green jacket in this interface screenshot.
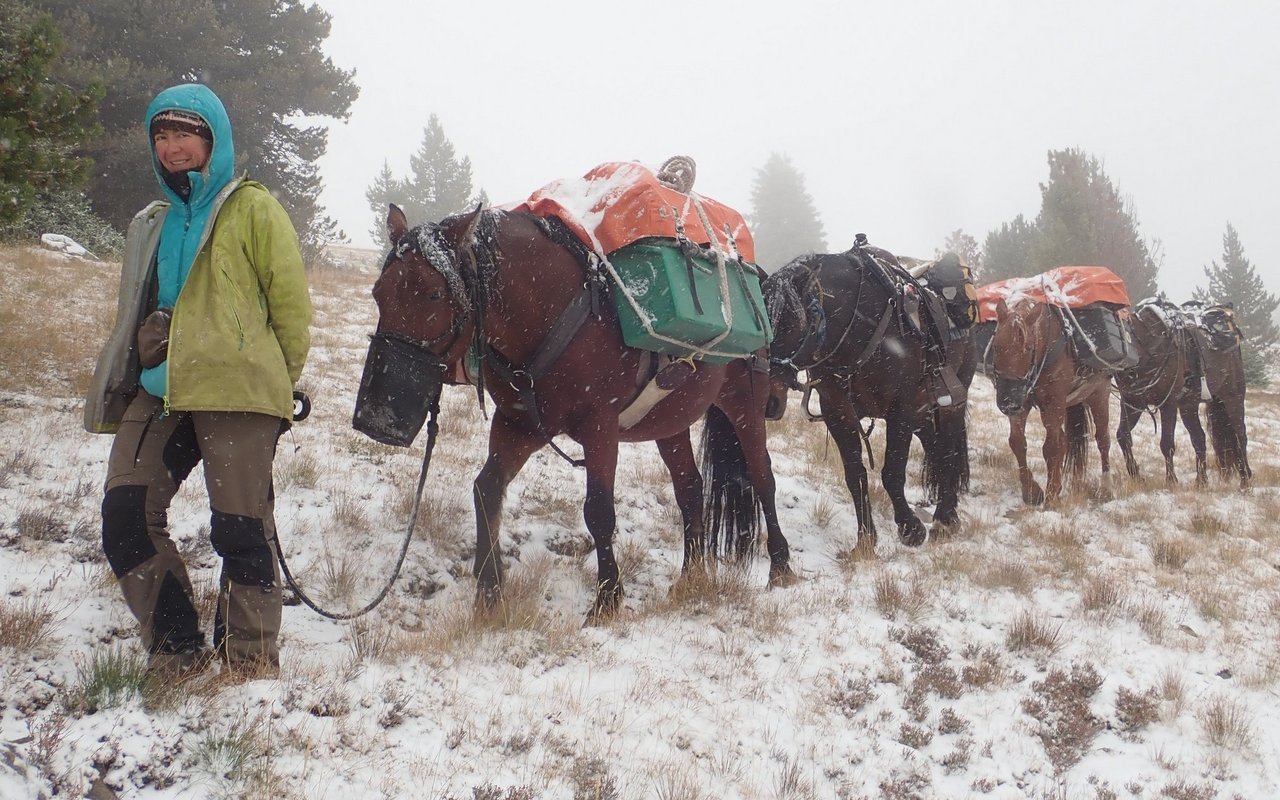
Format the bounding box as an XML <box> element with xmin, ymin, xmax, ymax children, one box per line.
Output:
<box><xmin>84</xmin><ymin>176</ymin><xmax>312</xmax><ymax>432</ymax></box>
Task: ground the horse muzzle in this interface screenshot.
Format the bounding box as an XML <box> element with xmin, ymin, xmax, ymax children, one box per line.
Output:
<box><xmin>352</xmin><ymin>333</ymin><xmax>447</xmax><ymax>447</ymax></box>
<box><xmin>994</xmin><ymin>376</ymin><xmax>1031</xmax><ymax>416</ymax></box>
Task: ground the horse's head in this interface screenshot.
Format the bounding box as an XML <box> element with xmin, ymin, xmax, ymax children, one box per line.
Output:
<box><xmin>762</xmin><ymin>259</ymin><xmax>824</xmax><ymax>420</ymax></box>
<box><xmin>990</xmin><ymin>297</ymin><xmax>1052</xmax><ymax>415</ymax></box>
<box><xmin>352</xmin><ymin>204</ymin><xmax>483</xmax><ymax>446</ymax></box>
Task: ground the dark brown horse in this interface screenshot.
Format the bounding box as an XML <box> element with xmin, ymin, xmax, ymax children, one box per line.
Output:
<box><xmin>358</xmin><ymin>205</ymin><xmax>795</xmax><ymax>621</ymax></box>
<box><xmin>1115</xmin><ymin>299</ymin><xmax>1193</xmax><ymax>484</ymax></box>
<box><xmin>1179</xmin><ymin>302</ymin><xmax>1251</xmax><ymax>489</ymax></box>
<box><xmin>763</xmin><ymin>245</ymin><xmax>974</xmax><ymax>551</ymax></box>
<box><xmin>989</xmin><ymin>297</ymin><xmax>1113</xmax><ymax>505</ymax></box>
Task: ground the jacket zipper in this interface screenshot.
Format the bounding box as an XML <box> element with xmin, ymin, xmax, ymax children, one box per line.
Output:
<box><xmin>163</xmin><ymin>204</ymin><xmax>195</xmax><ymax>415</ymax></box>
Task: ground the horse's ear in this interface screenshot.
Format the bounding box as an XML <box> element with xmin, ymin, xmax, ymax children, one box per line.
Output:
<box><xmin>387</xmin><ymin>204</ymin><xmax>409</xmax><ymax>246</ymax></box>
<box><xmin>995</xmin><ymin>299</ymin><xmax>1010</xmax><ymax>322</ymax></box>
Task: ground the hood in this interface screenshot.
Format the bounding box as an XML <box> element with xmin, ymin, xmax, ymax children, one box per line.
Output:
<box><xmin>145</xmin><ymin>84</ymin><xmax>235</xmax><ymax>209</ymax></box>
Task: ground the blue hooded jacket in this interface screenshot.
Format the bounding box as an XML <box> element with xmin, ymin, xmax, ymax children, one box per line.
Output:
<box><xmin>139</xmin><ymin>84</ymin><xmax>236</xmax><ymax>398</ymax></box>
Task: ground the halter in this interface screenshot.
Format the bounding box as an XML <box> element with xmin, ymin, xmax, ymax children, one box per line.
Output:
<box><xmin>379</xmin><ymin>221</ymin><xmax>478</xmax><ymax>360</ymax></box>
<box><xmin>992</xmin><ymin>301</ymin><xmax>1067</xmax><ymax>410</ymax></box>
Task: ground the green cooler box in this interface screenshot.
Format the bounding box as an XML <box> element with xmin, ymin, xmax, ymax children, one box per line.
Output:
<box><xmin>608</xmin><ymin>240</ymin><xmax>773</xmax><ymax>364</ymax></box>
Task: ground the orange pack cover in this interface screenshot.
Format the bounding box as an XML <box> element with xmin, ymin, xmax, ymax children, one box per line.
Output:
<box><xmin>977</xmin><ymin>266</ymin><xmax>1133</xmax><ymax>323</ymax></box>
<box><xmin>512</xmin><ymin>161</ymin><xmax>756</xmax><ymax>262</ymax></box>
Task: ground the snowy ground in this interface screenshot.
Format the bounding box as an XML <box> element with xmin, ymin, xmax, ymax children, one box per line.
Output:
<box><xmin>1</xmin><ymin>245</ymin><xmax>1279</xmax><ymax>799</ymax></box>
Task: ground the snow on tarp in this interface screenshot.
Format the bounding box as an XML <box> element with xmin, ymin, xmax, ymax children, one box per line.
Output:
<box><xmin>977</xmin><ymin>265</ymin><xmax>1132</xmax><ymax>322</ymax></box>
<box><xmin>511</xmin><ymin>161</ymin><xmax>756</xmax><ymax>262</ymax></box>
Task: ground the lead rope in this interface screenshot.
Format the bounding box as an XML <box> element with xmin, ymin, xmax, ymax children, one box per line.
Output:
<box><xmin>276</xmin><ymin>404</ymin><xmax>440</xmax><ymax>620</ymax></box>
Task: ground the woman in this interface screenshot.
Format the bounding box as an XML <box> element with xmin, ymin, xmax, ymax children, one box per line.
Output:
<box><xmin>84</xmin><ymin>83</ymin><xmax>311</xmax><ymax>679</ymax></box>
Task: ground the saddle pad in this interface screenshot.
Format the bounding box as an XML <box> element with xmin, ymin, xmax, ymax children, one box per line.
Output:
<box><xmin>512</xmin><ymin>161</ymin><xmax>756</xmax><ymax>261</ymax></box>
<box><xmin>977</xmin><ymin>266</ymin><xmax>1132</xmax><ymax>322</ymax></box>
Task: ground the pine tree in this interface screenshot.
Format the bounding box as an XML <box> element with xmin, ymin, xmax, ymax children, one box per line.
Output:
<box><xmin>1033</xmin><ymin>148</ymin><xmax>1160</xmax><ymax>299</ymax></box>
<box><xmin>981</xmin><ymin>215</ymin><xmax>1037</xmax><ymax>282</ymax></box>
<box><xmin>402</xmin><ymin>114</ymin><xmax>476</xmax><ymax>225</ymax></box>
<box><xmin>748</xmin><ymin>152</ymin><xmax>827</xmax><ymax>269</ymax></box>
<box><xmin>31</xmin><ymin>0</ymin><xmax>357</xmax><ymax>262</ymax></box>
<box><xmin>0</xmin><ymin>0</ymin><xmax>100</xmax><ymax>226</ymax></box>
<box><xmin>936</xmin><ymin>229</ymin><xmax>982</xmax><ymax>273</ymax></box>
<box><xmin>1195</xmin><ymin>223</ymin><xmax>1278</xmax><ymax>386</ymax></box>
<box><xmin>364</xmin><ymin>159</ymin><xmax>403</xmax><ymax>251</ymax></box>
<box><xmin>982</xmin><ymin>149</ymin><xmax>1161</xmax><ymax>297</ymax></box>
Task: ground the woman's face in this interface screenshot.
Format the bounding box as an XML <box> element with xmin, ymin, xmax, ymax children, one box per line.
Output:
<box><xmin>153</xmin><ymin>128</ymin><xmax>211</xmax><ymax>174</ymax></box>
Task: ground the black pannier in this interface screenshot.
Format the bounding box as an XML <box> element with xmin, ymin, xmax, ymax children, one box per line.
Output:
<box><xmin>1067</xmin><ymin>304</ymin><xmax>1139</xmax><ymax>371</ymax></box>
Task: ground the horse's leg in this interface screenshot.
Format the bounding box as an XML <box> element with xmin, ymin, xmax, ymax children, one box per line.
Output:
<box><xmin>1226</xmin><ymin>391</ymin><xmax>1252</xmax><ymax>489</ymax></box>
<box><xmin>820</xmin><ymin>393</ymin><xmax>877</xmax><ymax>555</ymax></box>
<box><xmin>917</xmin><ymin>416</ymin><xmax>961</xmax><ymax>535</ymax></box>
<box><xmin>1179</xmin><ymin>398</ymin><xmax>1209</xmax><ymax>487</ymax></box>
<box><xmin>1008</xmin><ymin>411</ymin><xmax>1043</xmax><ymax>506</ymax></box>
<box><xmin>1040</xmin><ymin>404</ymin><xmax>1068</xmax><ymax>505</ymax></box>
<box><xmin>473</xmin><ymin>414</ymin><xmax>545</xmax><ymax>613</ymax></box>
<box><xmin>1088</xmin><ymin>389</ymin><xmax>1113</xmax><ymax>501</ymax></box>
<box><xmin>882</xmin><ymin>408</ymin><xmax>927</xmax><ymax>546</ymax></box>
<box><xmin>581</xmin><ymin>429</ymin><xmax>624</xmax><ymax>623</ymax></box>
<box><xmin>720</xmin><ymin>398</ymin><xmax>797</xmax><ymax>588</ymax></box>
<box><xmin>1158</xmin><ymin>400</ymin><xmax>1180</xmax><ymax>484</ymax></box>
<box><xmin>654</xmin><ymin>432</ymin><xmax>706</xmax><ymax>576</ymax></box>
<box><xmin>1116</xmin><ymin>400</ymin><xmax>1141</xmax><ymax>479</ymax></box>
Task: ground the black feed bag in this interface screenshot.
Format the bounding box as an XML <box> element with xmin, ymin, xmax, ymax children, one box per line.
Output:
<box><xmin>352</xmin><ymin>333</ymin><xmax>447</xmax><ymax>447</ymax></box>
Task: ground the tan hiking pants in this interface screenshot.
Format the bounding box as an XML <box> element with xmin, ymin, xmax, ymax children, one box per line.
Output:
<box><xmin>101</xmin><ymin>392</ymin><xmax>285</xmax><ymax>668</ymax></box>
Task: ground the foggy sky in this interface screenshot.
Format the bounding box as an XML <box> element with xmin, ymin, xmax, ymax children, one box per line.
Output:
<box><xmin>312</xmin><ymin>0</ymin><xmax>1278</xmax><ymax>300</ymax></box>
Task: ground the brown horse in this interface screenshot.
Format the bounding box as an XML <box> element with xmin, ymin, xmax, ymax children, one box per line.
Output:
<box><xmin>990</xmin><ymin>297</ymin><xmax>1113</xmax><ymax>505</ymax></box>
<box><xmin>358</xmin><ymin>205</ymin><xmax>795</xmax><ymax>621</ymax></box>
<box><xmin>1115</xmin><ymin>299</ymin><xmax>1193</xmax><ymax>484</ymax></box>
<box><xmin>1179</xmin><ymin>302</ymin><xmax>1251</xmax><ymax>489</ymax></box>
<box><xmin>763</xmin><ymin>244</ymin><xmax>974</xmax><ymax>550</ymax></box>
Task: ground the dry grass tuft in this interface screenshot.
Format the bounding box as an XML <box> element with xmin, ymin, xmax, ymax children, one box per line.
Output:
<box><xmin>1005</xmin><ymin>610</ymin><xmax>1063</xmax><ymax>654</ymax></box>
<box><xmin>1198</xmin><ymin>694</ymin><xmax>1254</xmax><ymax>751</ymax></box>
<box><xmin>661</xmin><ymin>561</ymin><xmax>757</xmax><ymax>613</ymax></box>
<box><xmin>1081</xmin><ymin>573</ymin><xmax>1125</xmax><ymax>616</ymax></box>
<box><xmin>872</xmin><ymin>569</ymin><xmax>930</xmax><ymax>619</ymax></box>
<box><xmin>1151</xmin><ymin>536</ymin><xmax>1194</xmax><ymax>570</ymax></box>
<box><xmin>1188</xmin><ymin>510</ymin><xmax>1231</xmax><ymax>537</ymax></box>
<box><xmin>0</xmin><ymin>595</ymin><xmax>59</xmax><ymax>650</ymax></box>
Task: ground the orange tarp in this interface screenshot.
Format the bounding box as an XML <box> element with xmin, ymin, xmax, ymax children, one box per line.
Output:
<box><xmin>512</xmin><ymin>161</ymin><xmax>756</xmax><ymax>262</ymax></box>
<box><xmin>977</xmin><ymin>266</ymin><xmax>1133</xmax><ymax>323</ymax></box>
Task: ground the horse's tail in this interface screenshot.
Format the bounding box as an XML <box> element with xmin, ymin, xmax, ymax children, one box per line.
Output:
<box><xmin>1065</xmin><ymin>403</ymin><xmax>1092</xmax><ymax>482</ymax></box>
<box><xmin>701</xmin><ymin>405</ymin><xmax>760</xmax><ymax>561</ymax></box>
<box><xmin>920</xmin><ymin>408</ymin><xmax>970</xmax><ymax>502</ymax></box>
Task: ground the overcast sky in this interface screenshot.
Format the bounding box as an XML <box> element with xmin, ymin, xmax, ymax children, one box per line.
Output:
<box><xmin>312</xmin><ymin>0</ymin><xmax>1277</xmax><ymax>300</ymax></box>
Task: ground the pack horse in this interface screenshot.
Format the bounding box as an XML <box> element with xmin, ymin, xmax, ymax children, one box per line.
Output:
<box><xmin>352</xmin><ymin>160</ymin><xmax>797</xmax><ymax>621</ymax></box>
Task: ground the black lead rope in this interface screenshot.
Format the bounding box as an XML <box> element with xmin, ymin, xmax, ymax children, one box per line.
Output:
<box><xmin>275</xmin><ymin>405</ymin><xmax>440</xmax><ymax>621</ymax></box>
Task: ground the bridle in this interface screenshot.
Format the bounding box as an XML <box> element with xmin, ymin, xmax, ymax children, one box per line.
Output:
<box><xmin>377</xmin><ymin>221</ymin><xmax>479</xmax><ymax>364</ymax></box>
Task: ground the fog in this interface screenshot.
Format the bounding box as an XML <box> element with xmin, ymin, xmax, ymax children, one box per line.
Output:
<box><xmin>313</xmin><ymin>0</ymin><xmax>1278</xmax><ymax>300</ymax></box>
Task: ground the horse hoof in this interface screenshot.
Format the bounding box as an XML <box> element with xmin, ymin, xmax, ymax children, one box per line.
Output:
<box><xmin>930</xmin><ymin>518</ymin><xmax>961</xmax><ymax>539</ymax></box>
<box><xmin>898</xmin><ymin>518</ymin><xmax>928</xmax><ymax>547</ymax></box>
<box><xmin>1023</xmin><ymin>486</ymin><xmax>1045</xmax><ymax>506</ymax></box>
<box><xmin>474</xmin><ymin>584</ymin><xmax>503</xmax><ymax>616</ymax></box>
<box><xmin>768</xmin><ymin>564</ymin><xmax>801</xmax><ymax>588</ymax></box>
<box><xmin>584</xmin><ymin>585</ymin><xmax>624</xmax><ymax>626</ymax></box>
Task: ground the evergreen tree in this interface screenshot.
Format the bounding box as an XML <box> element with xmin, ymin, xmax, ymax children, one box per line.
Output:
<box><xmin>0</xmin><ymin>0</ymin><xmax>100</xmax><ymax>226</ymax></box>
<box><xmin>402</xmin><ymin>114</ymin><xmax>476</xmax><ymax>225</ymax></box>
<box><xmin>1033</xmin><ymin>148</ymin><xmax>1159</xmax><ymax>299</ymax></box>
<box><xmin>936</xmin><ymin>228</ymin><xmax>982</xmax><ymax>273</ymax></box>
<box><xmin>1195</xmin><ymin>223</ymin><xmax>1278</xmax><ymax>386</ymax></box>
<box><xmin>748</xmin><ymin>152</ymin><xmax>827</xmax><ymax>269</ymax></box>
<box><xmin>31</xmin><ymin>0</ymin><xmax>357</xmax><ymax>262</ymax></box>
<box><xmin>981</xmin><ymin>214</ymin><xmax>1037</xmax><ymax>282</ymax></box>
<box><xmin>364</xmin><ymin>159</ymin><xmax>403</xmax><ymax>251</ymax></box>
<box><xmin>982</xmin><ymin>149</ymin><xmax>1161</xmax><ymax>297</ymax></box>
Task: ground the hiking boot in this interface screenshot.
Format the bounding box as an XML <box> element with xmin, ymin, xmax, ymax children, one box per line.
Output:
<box><xmin>147</xmin><ymin>643</ymin><xmax>213</xmax><ymax>682</ymax></box>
